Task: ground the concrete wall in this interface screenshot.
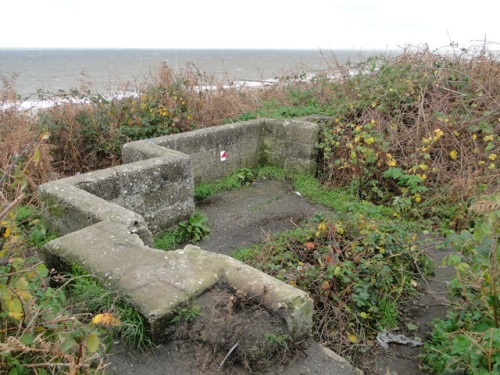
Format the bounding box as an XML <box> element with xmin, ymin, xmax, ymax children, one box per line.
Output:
<box><xmin>39</xmin><ymin>150</ymin><xmax>194</xmax><ymax>237</ymax></box>
<box><xmin>123</xmin><ymin>118</ymin><xmax>318</xmax><ymax>183</ymax></box>
<box><xmin>38</xmin><ymin>118</ymin><xmax>319</xmax><ymax>345</ymax></box>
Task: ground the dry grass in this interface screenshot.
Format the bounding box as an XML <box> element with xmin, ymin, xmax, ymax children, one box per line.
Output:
<box><xmin>1</xmin><ymin>82</ymin><xmax>53</xmax><ymax>208</ymax></box>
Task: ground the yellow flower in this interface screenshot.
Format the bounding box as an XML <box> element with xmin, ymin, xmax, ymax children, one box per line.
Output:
<box><xmin>317</xmin><ymin>222</ymin><xmax>327</xmax><ymax>231</ymax></box>
<box><xmin>414</xmin><ymin>194</ymin><xmax>422</xmax><ymax>203</ymax></box>
<box><xmin>92</xmin><ymin>312</ymin><xmax>121</xmax><ymax>327</ymax></box>
<box><xmin>449</xmin><ymin>150</ymin><xmax>458</xmax><ymax>160</ymax></box>
<box><xmin>365</xmin><ymin>137</ymin><xmax>375</xmax><ymax>145</ymax></box>
<box><xmin>488</xmin><ymin>163</ymin><xmax>496</xmax><ymax>170</ymax></box>
<box><xmin>488</xmin><ymin>153</ymin><xmax>497</xmax><ymax>161</ymax></box>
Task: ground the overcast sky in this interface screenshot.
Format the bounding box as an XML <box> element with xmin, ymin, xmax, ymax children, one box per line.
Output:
<box><xmin>1</xmin><ymin>0</ymin><xmax>499</xmax><ymax>50</ymax></box>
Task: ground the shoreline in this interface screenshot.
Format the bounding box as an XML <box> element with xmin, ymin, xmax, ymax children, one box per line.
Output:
<box><xmin>1</xmin><ymin>70</ymin><xmax>350</xmax><ymax>113</ymax></box>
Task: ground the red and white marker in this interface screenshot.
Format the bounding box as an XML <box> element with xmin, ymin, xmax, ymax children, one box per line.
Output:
<box><xmin>220</xmin><ymin>150</ymin><xmax>226</xmax><ymax>161</ymax></box>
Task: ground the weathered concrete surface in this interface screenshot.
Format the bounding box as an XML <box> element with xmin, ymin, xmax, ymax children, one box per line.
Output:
<box><xmin>42</xmin><ymin>221</ymin><xmax>313</xmax><ymax>342</ymax></box>
<box><xmin>37</xmin><ymin>181</ymin><xmax>154</xmax><ymax>246</ymax></box>
<box><xmin>39</xmin><ymin>153</ymin><xmax>194</xmax><ymax>237</ymax></box>
<box><xmin>196</xmin><ymin>180</ymin><xmax>327</xmax><ymax>255</ymax></box>
<box><xmin>123</xmin><ymin>119</ymin><xmax>319</xmax><ymax>183</ymax></box>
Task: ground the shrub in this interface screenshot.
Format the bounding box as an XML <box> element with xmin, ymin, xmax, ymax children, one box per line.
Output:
<box><xmin>233</xmin><ymin>211</ymin><xmax>431</xmax><ymax>358</ymax></box>
<box><xmin>310</xmin><ymin>46</ymin><xmax>500</xmax><ymax>227</ymax></box>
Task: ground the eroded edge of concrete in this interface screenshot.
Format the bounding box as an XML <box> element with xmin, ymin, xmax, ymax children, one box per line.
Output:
<box><xmin>41</xmin><ymin>221</ymin><xmax>313</xmax><ymax>342</ymax></box>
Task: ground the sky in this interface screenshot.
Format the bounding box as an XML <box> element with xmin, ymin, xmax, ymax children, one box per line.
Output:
<box><xmin>1</xmin><ymin>0</ymin><xmax>499</xmax><ymax>51</ymax></box>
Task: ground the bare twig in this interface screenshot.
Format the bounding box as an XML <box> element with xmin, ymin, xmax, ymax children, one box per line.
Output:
<box><xmin>217</xmin><ymin>341</ymin><xmax>239</xmax><ymax>371</ymax></box>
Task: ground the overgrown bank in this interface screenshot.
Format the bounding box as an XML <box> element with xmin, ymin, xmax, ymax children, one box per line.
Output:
<box><xmin>1</xmin><ymin>45</ymin><xmax>500</xmax><ymax>373</ymax></box>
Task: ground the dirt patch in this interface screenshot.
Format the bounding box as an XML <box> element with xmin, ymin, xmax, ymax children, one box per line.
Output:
<box><xmin>162</xmin><ymin>284</ymin><xmax>297</xmax><ymax>373</ymax></box>
<box><xmin>196</xmin><ymin>180</ymin><xmax>328</xmax><ymax>255</ymax></box>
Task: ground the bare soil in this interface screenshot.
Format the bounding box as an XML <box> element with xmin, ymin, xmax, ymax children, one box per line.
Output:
<box><xmin>105</xmin><ymin>180</ymin><xmax>453</xmax><ymax>374</ymax></box>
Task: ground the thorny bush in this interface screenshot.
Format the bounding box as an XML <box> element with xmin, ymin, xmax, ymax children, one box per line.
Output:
<box><xmin>317</xmin><ymin>45</ymin><xmax>500</xmax><ymax>229</ymax></box>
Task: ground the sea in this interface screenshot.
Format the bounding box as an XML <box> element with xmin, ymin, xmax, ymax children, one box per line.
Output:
<box><xmin>0</xmin><ymin>49</ymin><xmax>378</xmax><ymax>107</ymax></box>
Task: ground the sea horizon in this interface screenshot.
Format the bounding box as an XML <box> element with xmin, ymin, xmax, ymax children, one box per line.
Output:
<box><xmin>0</xmin><ymin>48</ymin><xmax>383</xmax><ymax>104</ymax></box>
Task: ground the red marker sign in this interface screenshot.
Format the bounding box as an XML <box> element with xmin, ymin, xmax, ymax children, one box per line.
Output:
<box><xmin>220</xmin><ymin>151</ymin><xmax>226</xmax><ymax>161</ymax></box>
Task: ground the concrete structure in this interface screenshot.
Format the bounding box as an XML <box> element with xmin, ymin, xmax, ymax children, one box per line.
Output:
<box><xmin>39</xmin><ymin>119</ymin><xmax>319</xmax><ymax>345</ymax></box>
<box><xmin>122</xmin><ymin>118</ymin><xmax>319</xmax><ymax>182</ymax></box>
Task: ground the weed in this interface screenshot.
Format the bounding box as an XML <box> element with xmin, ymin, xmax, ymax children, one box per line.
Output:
<box><xmin>194</xmin><ymin>168</ymin><xmax>257</xmax><ymax>201</ymax></box>
<box><xmin>170</xmin><ymin>304</ymin><xmax>201</xmax><ymax>325</ymax></box>
<box><xmin>154</xmin><ymin>229</ymin><xmax>185</xmax><ymax>251</ymax></box>
<box><xmin>234</xmin><ymin>168</ymin><xmax>254</xmax><ymax>185</ymax></box>
<box><xmin>264</xmin><ymin>333</ymin><xmax>289</xmax><ymax>347</ymax></box>
<box><xmin>232</xmin><ymin>211</ymin><xmax>431</xmax><ymax>358</ymax></box>
<box><xmin>178</xmin><ymin>212</ymin><xmax>210</xmax><ymax>244</ymax></box>
<box><xmin>67</xmin><ymin>265</ymin><xmax>153</xmax><ymax>350</ymax></box>
<box><xmin>155</xmin><ymin>212</ymin><xmax>210</xmax><ymax>250</ymax></box>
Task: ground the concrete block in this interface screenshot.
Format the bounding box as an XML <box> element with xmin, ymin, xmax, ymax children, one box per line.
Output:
<box><xmin>64</xmin><ymin>168</ymin><xmax>121</xmax><ymax>201</ymax></box>
<box><xmin>122</xmin><ymin>140</ymin><xmax>172</xmax><ymax>163</ymax></box>
<box><xmin>38</xmin><ymin>181</ymin><xmax>154</xmax><ymax>246</ymax></box>
<box><xmin>284</xmin><ymin>120</ymin><xmax>319</xmax><ymax>145</ymax></box>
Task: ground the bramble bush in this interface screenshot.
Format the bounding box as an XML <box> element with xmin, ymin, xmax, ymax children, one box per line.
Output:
<box><xmin>39</xmin><ymin>68</ymin><xmax>195</xmax><ymax>175</ymax></box>
<box><xmin>316</xmin><ymin>45</ymin><xmax>500</xmax><ymax>229</ymax></box>
<box><xmin>233</xmin><ymin>209</ymin><xmax>432</xmax><ymax>359</ymax></box>
<box><xmin>0</xmin><ymin>133</ymin><xmax>117</xmax><ymax>374</ymax></box>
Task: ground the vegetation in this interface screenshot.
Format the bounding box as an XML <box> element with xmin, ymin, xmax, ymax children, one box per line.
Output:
<box><xmin>421</xmin><ymin>194</ymin><xmax>500</xmax><ymax>374</ymax></box>
<box><xmin>194</xmin><ymin>167</ymin><xmax>255</xmax><ymax>201</ymax></box>
<box><xmin>1</xmin><ymin>43</ymin><xmax>500</xmax><ymax>372</ymax></box>
<box><xmin>0</xmin><ymin>197</ymin><xmax>112</xmax><ymax>373</ymax></box>
<box><xmin>155</xmin><ymin>212</ymin><xmax>211</xmax><ymax>251</ymax></box>
<box><xmin>66</xmin><ymin>266</ymin><xmax>153</xmax><ymax>350</ymax></box>
<box><xmin>232</xmin><ymin>169</ymin><xmax>432</xmax><ymax>359</ymax></box>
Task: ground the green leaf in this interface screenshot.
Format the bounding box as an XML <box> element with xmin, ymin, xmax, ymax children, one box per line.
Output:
<box><xmin>86</xmin><ymin>333</ymin><xmax>100</xmax><ymax>353</ymax></box>
<box><xmin>406</xmin><ymin>322</ymin><xmax>419</xmax><ymax>331</ymax></box>
<box><xmin>60</xmin><ymin>334</ymin><xmax>77</xmax><ymax>353</ymax></box>
<box><xmin>20</xmin><ymin>333</ymin><xmax>36</xmax><ymax>345</ymax></box>
<box><xmin>36</xmin><ymin>263</ymin><xmax>49</xmax><ymax>278</ymax></box>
